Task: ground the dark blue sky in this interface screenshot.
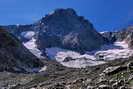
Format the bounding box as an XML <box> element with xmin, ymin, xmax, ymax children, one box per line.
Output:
<box><xmin>0</xmin><ymin>0</ymin><xmax>133</xmax><ymax>31</ymax></box>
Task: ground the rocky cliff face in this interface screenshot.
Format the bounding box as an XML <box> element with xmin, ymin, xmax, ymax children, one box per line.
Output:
<box><xmin>35</xmin><ymin>8</ymin><xmax>108</xmax><ymax>53</ymax></box>
<box><xmin>102</xmin><ymin>26</ymin><xmax>133</xmax><ymax>49</ymax></box>
<box><xmin>0</xmin><ymin>28</ymin><xmax>43</xmax><ymax>72</ymax></box>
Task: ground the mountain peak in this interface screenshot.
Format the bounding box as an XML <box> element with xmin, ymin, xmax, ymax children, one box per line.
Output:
<box><xmin>35</xmin><ymin>8</ymin><xmax>108</xmax><ymax>54</ymax></box>
<box><xmin>53</xmin><ymin>8</ymin><xmax>77</xmax><ymax>16</ymax></box>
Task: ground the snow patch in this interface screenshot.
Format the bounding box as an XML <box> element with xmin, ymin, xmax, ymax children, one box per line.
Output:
<box><xmin>21</xmin><ymin>31</ymin><xmax>35</xmax><ymax>40</ymax></box>
<box><xmin>39</xmin><ymin>66</ymin><xmax>47</xmax><ymax>72</ymax></box>
<box><xmin>99</xmin><ymin>31</ymin><xmax>108</xmax><ymax>34</ymax></box>
<box><xmin>23</xmin><ymin>38</ymin><xmax>43</xmax><ymax>58</ymax></box>
<box><xmin>25</xmin><ymin>66</ymin><xmax>47</xmax><ymax>73</ymax></box>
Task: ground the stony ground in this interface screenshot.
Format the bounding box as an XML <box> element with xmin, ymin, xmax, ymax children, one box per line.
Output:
<box><xmin>1</xmin><ymin>57</ymin><xmax>133</xmax><ymax>89</ymax></box>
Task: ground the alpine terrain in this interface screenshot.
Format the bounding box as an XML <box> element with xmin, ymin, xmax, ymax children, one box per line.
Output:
<box><xmin>0</xmin><ymin>8</ymin><xmax>133</xmax><ymax>89</ymax></box>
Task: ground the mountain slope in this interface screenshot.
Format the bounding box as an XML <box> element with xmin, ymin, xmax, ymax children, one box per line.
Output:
<box><xmin>0</xmin><ymin>28</ymin><xmax>44</xmax><ymax>73</ymax></box>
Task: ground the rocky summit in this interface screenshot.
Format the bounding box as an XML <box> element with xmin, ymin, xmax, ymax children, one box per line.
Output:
<box><xmin>35</xmin><ymin>8</ymin><xmax>108</xmax><ymax>53</ymax></box>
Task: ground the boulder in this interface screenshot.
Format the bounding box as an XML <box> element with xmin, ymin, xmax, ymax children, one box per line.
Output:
<box><xmin>98</xmin><ymin>77</ymin><xmax>108</xmax><ymax>84</ymax></box>
<box><xmin>98</xmin><ymin>85</ymin><xmax>111</xmax><ymax>89</ymax></box>
<box><xmin>112</xmin><ymin>80</ymin><xmax>125</xmax><ymax>89</ymax></box>
<box><xmin>127</xmin><ymin>62</ymin><xmax>133</xmax><ymax>70</ymax></box>
<box><xmin>119</xmin><ymin>86</ymin><xmax>127</xmax><ymax>89</ymax></box>
<box><xmin>103</xmin><ymin>66</ymin><xmax>126</xmax><ymax>75</ymax></box>
<box><xmin>87</xmin><ymin>86</ymin><xmax>95</xmax><ymax>89</ymax></box>
<box><xmin>63</xmin><ymin>57</ymin><xmax>76</xmax><ymax>62</ymax></box>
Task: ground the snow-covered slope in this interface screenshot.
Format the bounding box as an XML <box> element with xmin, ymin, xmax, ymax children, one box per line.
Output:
<box><xmin>45</xmin><ymin>41</ymin><xmax>133</xmax><ymax>68</ymax></box>
<box><xmin>21</xmin><ymin>31</ymin><xmax>35</xmax><ymax>40</ymax></box>
<box><xmin>23</xmin><ymin>38</ymin><xmax>43</xmax><ymax>58</ymax></box>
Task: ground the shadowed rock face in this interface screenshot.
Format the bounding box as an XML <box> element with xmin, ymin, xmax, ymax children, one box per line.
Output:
<box><xmin>0</xmin><ymin>28</ymin><xmax>43</xmax><ymax>72</ymax></box>
<box><xmin>35</xmin><ymin>8</ymin><xmax>108</xmax><ymax>54</ymax></box>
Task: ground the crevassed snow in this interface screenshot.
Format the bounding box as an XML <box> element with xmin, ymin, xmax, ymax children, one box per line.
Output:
<box><xmin>21</xmin><ymin>31</ymin><xmax>35</xmax><ymax>40</ymax></box>
<box><xmin>46</xmin><ymin>41</ymin><xmax>133</xmax><ymax>68</ymax></box>
<box><xmin>23</xmin><ymin>38</ymin><xmax>43</xmax><ymax>58</ymax></box>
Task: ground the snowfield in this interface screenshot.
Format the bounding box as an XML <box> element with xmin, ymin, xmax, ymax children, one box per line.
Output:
<box><xmin>46</xmin><ymin>47</ymin><xmax>105</xmax><ymax>68</ymax></box>
<box><xmin>45</xmin><ymin>41</ymin><xmax>133</xmax><ymax>68</ymax></box>
<box><xmin>21</xmin><ymin>31</ymin><xmax>35</xmax><ymax>40</ymax></box>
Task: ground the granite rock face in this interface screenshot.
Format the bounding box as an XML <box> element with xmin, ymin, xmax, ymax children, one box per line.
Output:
<box><xmin>35</xmin><ymin>8</ymin><xmax>108</xmax><ymax>53</ymax></box>
<box><xmin>0</xmin><ymin>28</ymin><xmax>43</xmax><ymax>72</ymax></box>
